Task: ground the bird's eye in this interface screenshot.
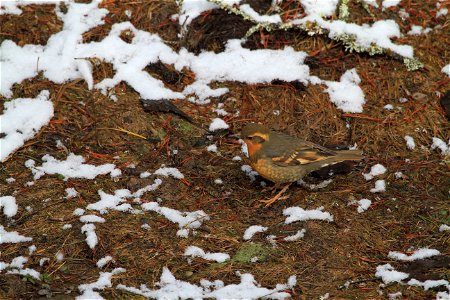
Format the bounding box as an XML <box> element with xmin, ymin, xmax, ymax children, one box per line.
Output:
<box><xmin>247</xmin><ymin>136</ymin><xmax>265</xmax><ymax>143</ymax></box>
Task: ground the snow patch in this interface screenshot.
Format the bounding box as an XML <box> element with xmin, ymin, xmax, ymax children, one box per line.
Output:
<box><xmin>431</xmin><ymin>137</ymin><xmax>449</xmax><ymax>155</ymax></box>
<box><xmin>0</xmin><ymin>196</ymin><xmax>18</xmax><ymax>217</ymax></box>
<box><xmin>141</xmin><ymin>202</ymin><xmax>209</xmax><ymax>238</ymax></box>
<box><xmin>241</xmin><ymin>164</ymin><xmax>259</xmax><ymax>181</ymax></box>
<box><xmin>407</xmin><ymin>278</ymin><xmax>450</xmax><ymax>291</ymax></box>
<box><xmin>370</xmin><ymin>179</ymin><xmax>386</xmax><ymax>193</ymax></box>
<box><xmin>442</xmin><ymin>64</ymin><xmax>450</xmax><ymax>77</ymax></box>
<box><xmin>184</xmin><ymin>246</ymin><xmax>230</xmax><ymax>263</ymax></box>
<box><xmin>0</xmin><ymin>91</ymin><xmax>54</xmax><ymax>162</ymax></box>
<box><xmin>154</xmin><ymin>167</ymin><xmax>184</xmax><ymax>179</ymax></box>
<box><xmin>117</xmin><ymin>267</ymin><xmax>296</xmax><ymax>299</ymax></box>
<box><xmin>26</xmin><ymin>153</ymin><xmax>121</xmax><ymax>181</ymax></box>
<box><xmin>404</xmin><ymin>135</ymin><xmax>415</xmax><ymax>150</ymax></box>
<box><xmin>283</xmin><ymin>229</ymin><xmax>306</xmax><ymax>242</ymax></box>
<box><xmin>375</xmin><ymin>264</ymin><xmax>409</xmax><ymax>284</ymax></box>
<box><xmin>382</xmin><ymin>0</ymin><xmax>401</xmax><ymax>10</ymax></box>
<box><xmin>80</xmin><ymin>215</ymin><xmax>106</xmax><ymax>223</ymax></box>
<box><xmin>65</xmin><ymin>187</ymin><xmax>78</xmax><ymax>199</ymax></box>
<box><xmin>363</xmin><ymin>164</ymin><xmax>387</xmax><ymax>180</ymax></box>
<box><xmin>349</xmin><ymin>199</ymin><xmax>372</xmax><ymax>213</ymax></box>
<box><xmin>439</xmin><ymin>224</ymin><xmax>450</xmax><ymax>232</ymax></box>
<box><xmin>243</xmin><ymin>225</ymin><xmax>268</xmax><ymax>240</ymax></box>
<box><xmin>81</xmin><ymin>223</ymin><xmax>98</xmax><ymax>249</ymax></box>
<box><xmin>96</xmin><ymin>256</ymin><xmax>113</xmax><ymax>269</ymax></box>
<box><xmin>209</xmin><ymin>118</ymin><xmax>229</xmax><ymax>131</ymax></box>
<box><xmin>77</xmin><ymin>268</ymin><xmax>125</xmax><ymax>300</ymax></box>
<box><xmin>300</xmin><ymin>0</ymin><xmax>339</xmax><ymax>16</ymax></box>
<box><xmin>324</xmin><ymin>68</ymin><xmax>365</xmax><ymax>113</ymax></box>
<box><xmin>207</xmin><ymin>144</ymin><xmax>218</xmax><ymax>153</ymax></box>
<box><xmin>0</xmin><ymin>225</ymin><xmax>32</xmax><ymax>244</ymax></box>
<box><xmin>388</xmin><ymin>248</ymin><xmax>440</xmax><ymax>261</ymax></box>
<box><xmin>283</xmin><ymin>206</ymin><xmax>334</xmax><ymax>224</ymax></box>
<box><xmin>87</xmin><ymin>189</ymin><xmax>133</xmax><ymax>214</ymax></box>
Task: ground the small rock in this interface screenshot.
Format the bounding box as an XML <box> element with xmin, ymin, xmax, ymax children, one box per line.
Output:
<box><xmin>38</xmin><ymin>289</ymin><xmax>50</xmax><ymax>296</ymax></box>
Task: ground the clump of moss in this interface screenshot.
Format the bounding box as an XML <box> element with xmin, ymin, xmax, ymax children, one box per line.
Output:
<box><xmin>232</xmin><ymin>242</ymin><xmax>270</xmax><ymax>263</ymax></box>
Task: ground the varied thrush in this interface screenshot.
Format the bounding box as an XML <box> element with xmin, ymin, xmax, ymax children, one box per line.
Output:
<box><xmin>241</xmin><ymin>123</ymin><xmax>364</xmax><ymax>206</ymax></box>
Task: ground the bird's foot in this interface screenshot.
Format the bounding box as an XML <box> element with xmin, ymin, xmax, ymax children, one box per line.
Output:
<box><xmin>258</xmin><ymin>183</ymin><xmax>291</xmax><ymax>207</ymax></box>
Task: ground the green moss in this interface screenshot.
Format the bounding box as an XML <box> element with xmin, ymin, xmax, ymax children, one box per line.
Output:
<box><xmin>178</xmin><ymin>121</ymin><xmax>195</xmax><ymax>134</ymax></box>
<box><xmin>200</xmin><ymin>242</ymin><xmax>271</xmax><ymax>275</ymax></box>
<box><xmin>232</xmin><ymin>242</ymin><xmax>270</xmax><ymax>263</ymax></box>
<box><xmin>56</xmin><ymin>174</ymin><xmax>65</xmax><ymax>180</ymax></box>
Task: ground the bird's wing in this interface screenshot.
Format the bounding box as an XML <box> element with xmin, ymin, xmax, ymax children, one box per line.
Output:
<box><xmin>270</xmin><ymin>140</ymin><xmax>337</xmax><ymax>167</ymax></box>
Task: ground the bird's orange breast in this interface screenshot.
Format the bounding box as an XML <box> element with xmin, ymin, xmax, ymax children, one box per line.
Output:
<box><xmin>245</xmin><ymin>141</ymin><xmax>262</xmax><ymax>159</ymax></box>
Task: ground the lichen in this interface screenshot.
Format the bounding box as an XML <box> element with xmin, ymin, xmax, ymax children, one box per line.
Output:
<box><xmin>339</xmin><ymin>0</ymin><xmax>350</xmax><ymax>21</ymax></box>
<box><xmin>333</xmin><ymin>33</ymin><xmax>384</xmax><ymax>55</ymax></box>
<box><xmin>201</xmin><ymin>0</ymin><xmax>422</xmax><ymax>70</ymax></box>
<box><xmin>404</xmin><ymin>58</ymin><xmax>424</xmax><ymax>71</ymax></box>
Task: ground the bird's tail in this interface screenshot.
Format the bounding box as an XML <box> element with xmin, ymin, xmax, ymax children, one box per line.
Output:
<box><xmin>301</xmin><ymin>149</ymin><xmax>364</xmax><ymax>174</ymax></box>
<box><xmin>334</xmin><ymin>149</ymin><xmax>364</xmax><ymax>161</ymax></box>
<box><xmin>317</xmin><ymin>150</ymin><xmax>364</xmax><ymax>168</ymax></box>
<box><xmin>310</xmin><ymin>150</ymin><xmax>363</xmax><ymax>172</ymax></box>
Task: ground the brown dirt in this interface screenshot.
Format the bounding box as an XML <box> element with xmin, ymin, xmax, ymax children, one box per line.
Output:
<box><xmin>1</xmin><ymin>1</ymin><xmax>449</xmax><ymax>299</ymax></box>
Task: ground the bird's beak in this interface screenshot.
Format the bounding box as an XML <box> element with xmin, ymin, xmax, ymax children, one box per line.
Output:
<box><xmin>228</xmin><ymin>134</ymin><xmax>241</xmax><ymax>140</ymax></box>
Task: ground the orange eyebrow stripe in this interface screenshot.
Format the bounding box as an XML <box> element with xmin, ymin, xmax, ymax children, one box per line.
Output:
<box><xmin>252</xmin><ymin>132</ymin><xmax>269</xmax><ymax>141</ymax></box>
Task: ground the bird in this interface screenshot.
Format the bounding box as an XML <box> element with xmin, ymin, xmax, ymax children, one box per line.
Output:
<box><xmin>241</xmin><ymin>123</ymin><xmax>364</xmax><ymax>206</ymax></box>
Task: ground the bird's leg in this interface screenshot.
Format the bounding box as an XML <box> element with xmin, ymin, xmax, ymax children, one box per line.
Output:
<box><xmin>261</xmin><ymin>183</ymin><xmax>282</xmax><ymax>194</ymax></box>
<box><xmin>259</xmin><ymin>183</ymin><xmax>291</xmax><ymax>207</ymax></box>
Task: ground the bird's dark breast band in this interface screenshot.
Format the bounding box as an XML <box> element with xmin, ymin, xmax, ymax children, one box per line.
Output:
<box><xmin>252</xmin><ymin>159</ymin><xmax>307</xmax><ymax>184</ymax></box>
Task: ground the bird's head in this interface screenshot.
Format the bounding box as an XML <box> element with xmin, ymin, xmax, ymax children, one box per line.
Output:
<box><xmin>241</xmin><ymin>123</ymin><xmax>270</xmax><ymax>157</ymax></box>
